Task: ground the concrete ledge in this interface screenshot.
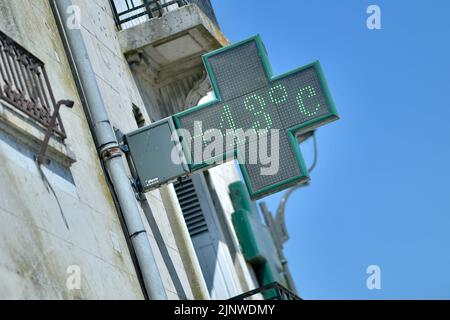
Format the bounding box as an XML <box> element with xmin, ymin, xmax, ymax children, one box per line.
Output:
<box><xmin>118</xmin><ymin>4</ymin><xmax>228</xmax><ymax>55</ymax></box>
<box><xmin>0</xmin><ymin>100</ymin><xmax>76</xmax><ymax>167</ymax></box>
<box><xmin>117</xmin><ymin>4</ymin><xmax>228</xmax><ymax>87</ymax></box>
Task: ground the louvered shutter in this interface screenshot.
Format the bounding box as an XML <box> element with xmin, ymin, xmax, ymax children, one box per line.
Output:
<box><xmin>174</xmin><ymin>177</ymin><xmax>208</xmax><ymax>237</ymax></box>
<box><xmin>174</xmin><ymin>174</ymin><xmax>239</xmax><ymax>299</ymax></box>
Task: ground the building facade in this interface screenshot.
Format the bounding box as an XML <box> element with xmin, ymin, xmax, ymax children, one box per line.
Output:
<box><xmin>0</xmin><ymin>0</ymin><xmax>257</xmax><ymax>299</ymax></box>
<box><xmin>0</xmin><ymin>0</ymin><xmax>275</xmax><ymax>300</ymax></box>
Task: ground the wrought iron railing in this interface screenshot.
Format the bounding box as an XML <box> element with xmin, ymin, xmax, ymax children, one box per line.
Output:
<box><xmin>0</xmin><ymin>30</ymin><xmax>66</xmax><ymax>138</ymax></box>
<box><xmin>229</xmin><ymin>282</ymin><xmax>301</xmax><ymax>301</ymax></box>
<box><xmin>110</xmin><ymin>0</ymin><xmax>219</xmax><ymax>30</ymax></box>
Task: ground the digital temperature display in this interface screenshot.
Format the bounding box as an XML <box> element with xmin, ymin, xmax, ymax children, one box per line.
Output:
<box><xmin>173</xmin><ymin>36</ymin><xmax>338</xmax><ymax>200</ymax></box>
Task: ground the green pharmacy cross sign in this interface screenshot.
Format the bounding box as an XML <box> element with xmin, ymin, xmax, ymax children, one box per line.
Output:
<box><xmin>173</xmin><ymin>35</ymin><xmax>339</xmax><ymax>200</ymax></box>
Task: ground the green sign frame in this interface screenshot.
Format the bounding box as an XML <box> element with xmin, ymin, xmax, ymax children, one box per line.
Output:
<box><xmin>172</xmin><ymin>35</ymin><xmax>339</xmax><ymax>200</ymax></box>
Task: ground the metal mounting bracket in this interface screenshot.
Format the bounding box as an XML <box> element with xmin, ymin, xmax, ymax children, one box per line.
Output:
<box><xmin>36</xmin><ymin>100</ymin><xmax>74</xmax><ymax>165</ymax></box>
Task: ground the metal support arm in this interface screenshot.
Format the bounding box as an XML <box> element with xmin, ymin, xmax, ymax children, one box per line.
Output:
<box><xmin>36</xmin><ymin>99</ymin><xmax>74</xmax><ymax>164</ymax></box>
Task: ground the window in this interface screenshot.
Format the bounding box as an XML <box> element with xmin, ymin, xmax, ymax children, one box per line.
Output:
<box><xmin>0</xmin><ymin>30</ymin><xmax>66</xmax><ymax>138</ymax></box>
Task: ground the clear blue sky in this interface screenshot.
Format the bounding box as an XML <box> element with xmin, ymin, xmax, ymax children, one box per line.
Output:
<box><xmin>212</xmin><ymin>0</ymin><xmax>450</xmax><ymax>299</ymax></box>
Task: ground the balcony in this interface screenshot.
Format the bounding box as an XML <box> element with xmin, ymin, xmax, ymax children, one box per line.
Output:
<box><xmin>229</xmin><ymin>282</ymin><xmax>301</xmax><ymax>301</ymax></box>
<box><xmin>111</xmin><ymin>0</ymin><xmax>227</xmax><ymax>119</ymax></box>
<box><xmin>111</xmin><ymin>0</ymin><xmax>219</xmax><ymax>30</ymax></box>
<box><xmin>0</xmin><ymin>30</ymin><xmax>66</xmax><ymax>138</ymax></box>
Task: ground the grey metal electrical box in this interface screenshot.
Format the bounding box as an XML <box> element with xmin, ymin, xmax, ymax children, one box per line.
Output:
<box><xmin>124</xmin><ymin>117</ymin><xmax>189</xmax><ymax>192</ymax></box>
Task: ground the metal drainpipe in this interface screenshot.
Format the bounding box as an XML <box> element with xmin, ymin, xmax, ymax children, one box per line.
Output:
<box><xmin>52</xmin><ymin>0</ymin><xmax>167</xmax><ymax>300</ymax></box>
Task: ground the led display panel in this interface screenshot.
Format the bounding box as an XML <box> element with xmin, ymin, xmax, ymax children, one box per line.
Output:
<box><xmin>173</xmin><ymin>36</ymin><xmax>338</xmax><ymax>200</ymax></box>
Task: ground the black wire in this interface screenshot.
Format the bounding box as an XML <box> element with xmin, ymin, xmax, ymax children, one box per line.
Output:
<box><xmin>308</xmin><ymin>132</ymin><xmax>318</xmax><ymax>173</ymax></box>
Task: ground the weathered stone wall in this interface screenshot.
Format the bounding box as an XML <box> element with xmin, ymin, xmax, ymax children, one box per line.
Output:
<box><xmin>70</xmin><ymin>0</ymin><xmax>194</xmax><ymax>299</ymax></box>
<box><xmin>0</xmin><ymin>0</ymin><xmax>143</xmax><ymax>299</ymax></box>
<box><xmin>0</xmin><ymin>0</ymin><xmax>260</xmax><ymax>300</ymax></box>
<box><xmin>0</xmin><ymin>0</ymin><xmax>194</xmax><ymax>299</ymax></box>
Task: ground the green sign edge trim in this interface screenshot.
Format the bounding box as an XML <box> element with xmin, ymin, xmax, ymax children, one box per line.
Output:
<box><xmin>172</xmin><ymin>34</ymin><xmax>339</xmax><ymax>200</ymax></box>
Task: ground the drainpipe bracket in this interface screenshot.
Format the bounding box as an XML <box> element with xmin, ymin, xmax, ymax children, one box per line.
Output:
<box><xmin>100</xmin><ymin>145</ymin><xmax>122</xmax><ymax>161</ymax></box>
